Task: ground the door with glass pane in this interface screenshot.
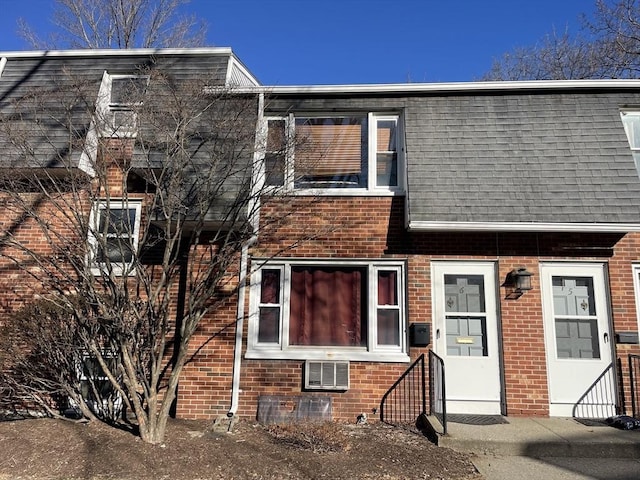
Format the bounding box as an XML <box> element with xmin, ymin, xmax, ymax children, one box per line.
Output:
<box><xmin>540</xmin><ymin>263</ymin><xmax>616</xmax><ymax>418</ymax></box>
<box><xmin>432</xmin><ymin>262</ymin><xmax>502</xmax><ymax>414</ymax></box>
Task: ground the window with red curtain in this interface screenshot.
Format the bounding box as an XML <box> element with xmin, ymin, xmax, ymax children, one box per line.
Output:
<box><xmin>258</xmin><ymin>269</ymin><xmax>281</xmax><ymax>343</ymax></box>
<box><xmin>377</xmin><ymin>269</ymin><xmax>400</xmax><ymax>346</ymax></box>
<box><xmin>289</xmin><ymin>266</ymin><xmax>367</xmax><ymax>346</ymax></box>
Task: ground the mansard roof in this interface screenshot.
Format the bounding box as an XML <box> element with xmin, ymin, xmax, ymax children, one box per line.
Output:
<box><xmin>0</xmin><ymin>48</ymin><xmax>259</xmax><ymax>170</ymax></box>
<box><xmin>3</xmin><ymin>48</ymin><xmax>640</xmax><ymax>232</ymax></box>
<box><xmin>267</xmin><ymin>80</ymin><xmax>640</xmax><ymax>231</ymax></box>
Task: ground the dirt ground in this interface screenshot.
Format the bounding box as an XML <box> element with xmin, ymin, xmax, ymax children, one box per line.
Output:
<box><xmin>0</xmin><ymin>417</ymin><xmax>482</xmax><ymax>480</ymax></box>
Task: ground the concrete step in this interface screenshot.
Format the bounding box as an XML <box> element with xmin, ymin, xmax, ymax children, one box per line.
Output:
<box><xmin>436</xmin><ymin>416</ymin><xmax>640</xmax><ymax>459</ymax></box>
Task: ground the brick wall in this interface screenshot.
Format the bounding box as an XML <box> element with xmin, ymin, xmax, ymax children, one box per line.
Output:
<box><xmin>174</xmin><ymin>195</ymin><xmax>640</xmax><ymax>422</ymax></box>
<box><xmin>3</xmin><ymin>174</ymin><xmax>640</xmax><ymax>421</ymax></box>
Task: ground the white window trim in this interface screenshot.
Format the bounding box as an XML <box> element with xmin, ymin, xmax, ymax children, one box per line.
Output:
<box><xmin>632</xmin><ymin>263</ymin><xmax>640</xmax><ymax>343</ymax></box>
<box><xmin>96</xmin><ymin>71</ymin><xmax>149</xmax><ymax>138</ymax></box>
<box><xmin>260</xmin><ymin>112</ymin><xmax>404</xmax><ymax>196</ymax></box>
<box><xmin>247</xmin><ymin>259</ymin><xmax>409</xmax><ymax>362</ymax></box>
<box><xmin>88</xmin><ymin>200</ymin><xmax>142</xmax><ymax>276</ymax></box>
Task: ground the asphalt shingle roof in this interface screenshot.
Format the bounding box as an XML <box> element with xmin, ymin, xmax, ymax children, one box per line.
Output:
<box><xmin>404</xmin><ymin>90</ymin><xmax>640</xmax><ymax>226</ymax></box>
<box><xmin>0</xmin><ymin>50</ymin><xmax>236</xmax><ymax>170</ymax></box>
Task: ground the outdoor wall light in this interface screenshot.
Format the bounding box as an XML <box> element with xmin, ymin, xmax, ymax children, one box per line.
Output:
<box><xmin>512</xmin><ymin>267</ymin><xmax>533</xmax><ymax>293</ymax></box>
<box><xmin>503</xmin><ymin>267</ymin><xmax>534</xmax><ymax>299</ymax></box>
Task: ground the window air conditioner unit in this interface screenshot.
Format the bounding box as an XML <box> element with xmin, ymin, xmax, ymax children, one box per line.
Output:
<box><xmin>305</xmin><ymin>360</ymin><xmax>349</xmax><ymax>390</ymax></box>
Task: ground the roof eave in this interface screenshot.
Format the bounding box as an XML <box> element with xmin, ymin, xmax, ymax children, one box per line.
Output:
<box><xmin>0</xmin><ymin>47</ymin><xmax>235</xmax><ymax>58</ymax></box>
<box><xmin>407</xmin><ymin>221</ymin><xmax>640</xmax><ymax>233</ymax></box>
<box><xmin>265</xmin><ymin>79</ymin><xmax>640</xmax><ymax>95</ymax></box>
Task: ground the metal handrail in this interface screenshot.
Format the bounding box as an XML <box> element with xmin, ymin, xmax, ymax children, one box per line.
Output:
<box><xmin>571</xmin><ymin>362</ymin><xmax>616</xmax><ymax>419</ymax></box>
<box><xmin>428</xmin><ymin>349</ymin><xmax>447</xmax><ymax>435</ymax></box>
<box><xmin>630</xmin><ymin>354</ymin><xmax>640</xmax><ymax>418</ymax></box>
<box><xmin>379</xmin><ymin>353</ymin><xmax>426</xmax><ymax>426</ymax></box>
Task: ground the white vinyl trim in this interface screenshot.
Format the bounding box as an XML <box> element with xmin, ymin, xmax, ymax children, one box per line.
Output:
<box><xmin>408</xmin><ymin>220</ymin><xmax>640</xmax><ymax>233</ymax></box>
<box><xmin>88</xmin><ymin>200</ymin><xmax>142</xmax><ymax>276</ymax></box>
<box><xmin>266</xmin><ymin>79</ymin><xmax>640</xmax><ymax>95</ymax></box>
<box><xmin>632</xmin><ymin>264</ymin><xmax>640</xmax><ymax>344</ymax></box>
<box><xmin>0</xmin><ymin>47</ymin><xmax>234</xmax><ymax>58</ymax></box>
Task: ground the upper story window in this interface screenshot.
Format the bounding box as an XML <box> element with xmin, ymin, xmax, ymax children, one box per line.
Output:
<box><xmin>263</xmin><ymin>113</ymin><xmax>403</xmax><ymax>193</ymax></box>
<box><xmin>88</xmin><ymin>200</ymin><xmax>142</xmax><ymax>275</ymax></box>
<box><xmin>247</xmin><ymin>259</ymin><xmax>408</xmax><ymax>362</ymax></box>
<box><xmin>620</xmin><ymin>111</ymin><xmax>640</xmax><ymax>175</ymax></box>
<box><xmin>98</xmin><ymin>73</ymin><xmax>149</xmax><ymax>137</ymax></box>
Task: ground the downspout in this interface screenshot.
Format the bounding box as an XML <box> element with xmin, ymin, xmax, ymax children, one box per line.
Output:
<box><xmin>227</xmin><ymin>236</ymin><xmax>257</xmax><ymax>418</ymax></box>
<box><xmin>228</xmin><ymin>91</ymin><xmax>265</xmax><ymax>418</ymax></box>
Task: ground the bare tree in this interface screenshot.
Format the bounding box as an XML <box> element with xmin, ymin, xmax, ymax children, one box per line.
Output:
<box><xmin>482</xmin><ymin>0</ymin><xmax>640</xmax><ymax>81</ymax></box>
<box><xmin>18</xmin><ymin>0</ymin><xmax>207</xmax><ymax>49</ymax></box>
<box><xmin>0</xmin><ymin>61</ymin><xmax>324</xmax><ymax>444</ymax></box>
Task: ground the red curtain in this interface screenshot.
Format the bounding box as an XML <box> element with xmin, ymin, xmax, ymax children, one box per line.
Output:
<box><xmin>377</xmin><ymin>270</ymin><xmax>397</xmax><ymax>306</ymax></box>
<box><xmin>289</xmin><ymin>266</ymin><xmax>364</xmax><ymax>346</ymax></box>
<box><xmin>258</xmin><ymin>270</ymin><xmax>281</xmax><ymax>343</ymax></box>
<box><xmin>377</xmin><ymin>270</ymin><xmax>399</xmax><ymax>346</ymax></box>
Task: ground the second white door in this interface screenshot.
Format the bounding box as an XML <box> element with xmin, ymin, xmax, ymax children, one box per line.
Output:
<box><xmin>540</xmin><ymin>263</ymin><xmax>616</xmax><ymax>418</ymax></box>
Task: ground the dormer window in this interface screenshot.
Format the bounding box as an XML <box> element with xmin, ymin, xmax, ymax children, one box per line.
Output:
<box><xmin>263</xmin><ymin>112</ymin><xmax>403</xmax><ymax>193</ymax></box>
<box><xmin>98</xmin><ymin>72</ymin><xmax>149</xmax><ymax>137</ymax></box>
<box><xmin>620</xmin><ymin>110</ymin><xmax>640</xmax><ymax>175</ymax></box>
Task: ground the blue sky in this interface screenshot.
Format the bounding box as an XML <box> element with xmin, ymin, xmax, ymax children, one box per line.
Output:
<box><xmin>0</xmin><ymin>0</ymin><xmax>594</xmax><ymax>85</ymax></box>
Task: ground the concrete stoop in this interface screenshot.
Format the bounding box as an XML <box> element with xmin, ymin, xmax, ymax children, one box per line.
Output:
<box><xmin>436</xmin><ymin>417</ymin><xmax>640</xmax><ymax>459</ymax></box>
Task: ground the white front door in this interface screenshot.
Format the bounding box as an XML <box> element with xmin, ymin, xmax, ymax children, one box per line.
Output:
<box><xmin>432</xmin><ymin>262</ymin><xmax>502</xmax><ymax>415</ymax></box>
<box><xmin>540</xmin><ymin>263</ymin><xmax>616</xmax><ymax>418</ymax></box>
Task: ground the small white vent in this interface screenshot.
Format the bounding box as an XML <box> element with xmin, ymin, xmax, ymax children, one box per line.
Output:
<box><xmin>305</xmin><ymin>361</ymin><xmax>349</xmax><ymax>390</ymax></box>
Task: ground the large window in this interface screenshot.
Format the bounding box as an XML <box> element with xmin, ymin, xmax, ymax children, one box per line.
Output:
<box><xmin>263</xmin><ymin>113</ymin><xmax>402</xmax><ymax>192</ymax></box>
<box><xmin>248</xmin><ymin>260</ymin><xmax>408</xmax><ymax>361</ymax></box>
<box><xmin>88</xmin><ymin>200</ymin><xmax>142</xmax><ymax>275</ymax></box>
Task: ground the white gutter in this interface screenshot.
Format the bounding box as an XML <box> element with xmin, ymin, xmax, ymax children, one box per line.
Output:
<box><xmin>0</xmin><ymin>47</ymin><xmax>234</xmax><ymax>58</ymax></box>
<box><xmin>194</xmin><ymin>79</ymin><xmax>640</xmax><ymax>97</ymax></box>
<box><xmin>265</xmin><ymin>79</ymin><xmax>640</xmax><ymax>95</ymax></box>
<box><xmin>407</xmin><ymin>220</ymin><xmax>640</xmax><ymax>233</ymax></box>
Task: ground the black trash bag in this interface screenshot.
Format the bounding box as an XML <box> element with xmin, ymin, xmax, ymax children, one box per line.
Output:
<box><xmin>606</xmin><ymin>415</ymin><xmax>640</xmax><ymax>430</ymax></box>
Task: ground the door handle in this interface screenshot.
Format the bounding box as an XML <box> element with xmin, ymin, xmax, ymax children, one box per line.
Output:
<box><xmin>436</xmin><ymin>329</ymin><xmax>440</xmax><ymax>339</ymax></box>
<box><xmin>604</xmin><ymin>332</ymin><xmax>609</xmax><ymax>343</ymax></box>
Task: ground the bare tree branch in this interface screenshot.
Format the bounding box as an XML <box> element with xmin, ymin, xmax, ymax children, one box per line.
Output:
<box><xmin>18</xmin><ymin>0</ymin><xmax>207</xmax><ymax>49</ymax></box>
<box><xmin>483</xmin><ymin>0</ymin><xmax>640</xmax><ymax>80</ymax></box>
<box><xmin>0</xmin><ymin>63</ymin><xmax>348</xmax><ymax>444</ymax></box>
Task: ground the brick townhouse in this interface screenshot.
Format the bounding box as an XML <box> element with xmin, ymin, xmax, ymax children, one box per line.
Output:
<box><xmin>2</xmin><ymin>48</ymin><xmax>640</xmax><ymax>425</ymax></box>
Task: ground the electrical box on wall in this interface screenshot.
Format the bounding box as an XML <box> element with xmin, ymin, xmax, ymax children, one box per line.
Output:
<box><xmin>410</xmin><ymin>323</ymin><xmax>430</xmax><ymax>347</ymax></box>
<box><xmin>616</xmin><ymin>331</ymin><xmax>639</xmax><ymax>344</ymax></box>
